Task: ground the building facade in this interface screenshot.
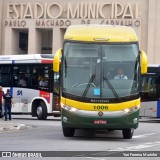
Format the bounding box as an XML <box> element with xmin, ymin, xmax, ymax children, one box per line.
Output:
<box><xmin>0</xmin><ymin>0</ymin><xmax>159</xmax><ymax>63</ymax></box>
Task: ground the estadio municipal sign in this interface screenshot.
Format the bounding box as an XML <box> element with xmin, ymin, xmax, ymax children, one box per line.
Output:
<box><xmin>5</xmin><ymin>2</ymin><xmax>141</xmax><ymax>28</ymax></box>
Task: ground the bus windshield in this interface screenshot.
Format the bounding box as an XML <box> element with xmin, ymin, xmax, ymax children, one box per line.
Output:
<box><xmin>63</xmin><ymin>42</ymin><xmax>139</xmax><ymax>101</ymax></box>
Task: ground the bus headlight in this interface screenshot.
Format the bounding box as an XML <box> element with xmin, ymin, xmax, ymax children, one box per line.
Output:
<box><xmin>61</xmin><ymin>103</ymin><xmax>78</xmax><ymax>112</ymax></box>
<box><xmin>122</xmin><ymin>106</ymin><xmax>139</xmax><ymax>113</ymax></box>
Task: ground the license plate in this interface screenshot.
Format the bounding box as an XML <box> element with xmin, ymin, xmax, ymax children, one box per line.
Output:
<box><xmin>94</xmin><ymin>120</ymin><xmax>107</xmax><ymax>124</ymax></box>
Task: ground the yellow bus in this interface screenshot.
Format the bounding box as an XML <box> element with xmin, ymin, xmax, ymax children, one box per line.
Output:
<box><xmin>53</xmin><ymin>25</ymin><xmax>148</xmax><ymax>139</ymax></box>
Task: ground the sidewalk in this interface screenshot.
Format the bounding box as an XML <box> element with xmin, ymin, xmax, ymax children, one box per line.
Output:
<box><xmin>0</xmin><ymin>118</ymin><xmax>26</xmax><ymax>132</ymax></box>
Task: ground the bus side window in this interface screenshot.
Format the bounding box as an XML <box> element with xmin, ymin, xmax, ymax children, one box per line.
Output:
<box><xmin>156</xmin><ymin>77</ymin><xmax>160</xmax><ymax>97</ymax></box>
<box><xmin>145</xmin><ymin>78</ymin><xmax>155</xmax><ymax>92</ymax></box>
<box><xmin>1</xmin><ymin>75</ymin><xmax>11</xmax><ymax>86</ymax></box>
<box><xmin>0</xmin><ymin>66</ymin><xmax>11</xmax><ymax>87</ymax></box>
<box><xmin>19</xmin><ymin>74</ymin><xmax>27</xmax><ymax>87</ymax></box>
<box><xmin>54</xmin><ymin>73</ymin><xmax>60</xmax><ymax>94</ymax></box>
<box><xmin>141</xmin><ymin>76</ymin><xmax>158</xmax><ymax>100</ymax></box>
<box><xmin>13</xmin><ymin>65</ymin><xmax>30</xmax><ymax>87</ymax></box>
<box><xmin>31</xmin><ymin>65</ymin><xmax>50</xmax><ymax>90</ymax></box>
<box><xmin>13</xmin><ymin>75</ymin><xmax>19</xmax><ymax>87</ymax></box>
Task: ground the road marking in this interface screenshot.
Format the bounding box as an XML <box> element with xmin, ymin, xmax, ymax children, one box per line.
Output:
<box><xmin>81</xmin><ymin>157</ymin><xmax>105</xmax><ymax>160</ymax></box>
<box><xmin>133</xmin><ymin>133</ymin><xmax>156</xmax><ymax>138</ymax></box>
<box><xmin>76</xmin><ymin>134</ymin><xmax>158</xmax><ymax>159</ymax></box>
<box><xmin>109</xmin><ymin>141</ymin><xmax>160</xmax><ymax>151</ymax></box>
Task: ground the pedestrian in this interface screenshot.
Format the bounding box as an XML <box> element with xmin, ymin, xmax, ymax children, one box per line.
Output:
<box><xmin>3</xmin><ymin>89</ymin><xmax>14</xmax><ymax>121</ymax></box>
<box><xmin>0</xmin><ymin>86</ymin><xmax>4</xmax><ymax>118</ymax></box>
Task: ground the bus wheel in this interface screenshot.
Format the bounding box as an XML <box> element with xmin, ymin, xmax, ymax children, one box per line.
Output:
<box><xmin>122</xmin><ymin>128</ymin><xmax>134</xmax><ymax>139</ymax></box>
<box><xmin>36</xmin><ymin>102</ymin><xmax>47</xmax><ymax>120</ymax></box>
<box><xmin>62</xmin><ymin>127</ymin><xmax>75</xmax><ymax>137</ymax></box>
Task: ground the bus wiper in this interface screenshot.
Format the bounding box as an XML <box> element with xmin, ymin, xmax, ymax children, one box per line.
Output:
<box><xmin>81</xmin><ymin>74</ymin><xmax>95</xmax><ymax>100</ymax></box>
<box><xmin>103</xmin><ymin>76</ymin><xmax>121</xmax><ymax>102</ymax></box>
<box><xmin>64</xmin><ymin>58</ymin><xmax>67</xmax><ymax>77</ymax></box>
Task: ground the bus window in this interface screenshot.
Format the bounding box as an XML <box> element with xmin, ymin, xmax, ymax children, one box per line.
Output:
<box><xmin>32</xmin><ymin>65</ymin><xmax>50</xmax><ymax>90</ymax></box>
<box><xmin>141</xmin><ymin>75</ymin><xmax>158</xmax><ymax>101</ymax></box>
<box><xmin>0</xmin><ymin>66</ymin><xmax>11</xmax><ymax>87</ymax></box>
<box><xmin>13</xmin><ymin>65</ymin><xmax>30</xmax><ymax>87</ymax></box>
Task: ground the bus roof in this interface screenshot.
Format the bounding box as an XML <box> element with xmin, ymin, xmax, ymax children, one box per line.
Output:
<box><xmin>0</xmin><ymin>54</ymin><xmax>54</xmax><ymax>64</ymax></box>
<box><xmin>148</xmin><ymin>64</ymin><xmax>160</xmax><ymax>67</ymax></box>
<box><xmin>147</xmin><ymin>64</ymin><xmax>160</xmax><ymax>73</ymax></box>
<box><xmin>64</xmin><ymin>25</ymin><xmax>138</xmax><ymax>42</ymax></box>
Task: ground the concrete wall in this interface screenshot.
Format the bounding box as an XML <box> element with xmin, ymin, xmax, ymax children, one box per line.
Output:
<box><xmin>0</xmin><ymin>0</ymin><xmax>4</xmax><ymax>54</ymax></box>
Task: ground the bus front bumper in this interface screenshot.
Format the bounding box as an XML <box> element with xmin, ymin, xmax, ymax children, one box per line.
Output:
<box><xmin>61</xmin><ymin>108</ymin><xmax>139</xmax><ymax>129</ymax></box>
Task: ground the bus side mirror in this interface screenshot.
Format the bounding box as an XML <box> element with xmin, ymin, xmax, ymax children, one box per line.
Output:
<box><xmin>140</xmin><ymin>50</ymin><xmax>148</xmax><ymax>74</ymax></box>
<box><xmin>53</xmin><ymin>49</ymin><xmax>62</xmax><ymax>72</ymax></box>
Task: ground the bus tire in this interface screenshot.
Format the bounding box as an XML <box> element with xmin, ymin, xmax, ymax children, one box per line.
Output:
<box><xmin>62</xmin><ymin>127</ymin><xmax>75</xmax><ymax>137</ymax></box>
<box><xmin>122</xmin><ymin>128</ymin><xmax>134</xmax><ymax>139</ymax></box>
<box><xmin>36</xmin><ymin>102</ymin><xmax>47</xmax><ymax>120</ymax></box>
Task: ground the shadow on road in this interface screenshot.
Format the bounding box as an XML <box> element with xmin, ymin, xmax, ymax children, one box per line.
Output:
<box><xmin>12</xmin><ymin>117</ymin><xmax>61</xmax><ymax>121</ymax></box>
<box><xmin>139</xmin><ymin>117</ymin><xmax>160</xmax><ymax>123</ymax></box>
<box><xmin>65</xmin><ymin>129</ymin><xmax>129</xmax><ymax>141</ymax></box>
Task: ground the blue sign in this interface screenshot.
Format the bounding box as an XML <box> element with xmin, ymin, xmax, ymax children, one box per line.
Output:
<box><xmin>94</xmin><ymin>88</ymin><xmax>100</xmax><ymax>96</ymax></box>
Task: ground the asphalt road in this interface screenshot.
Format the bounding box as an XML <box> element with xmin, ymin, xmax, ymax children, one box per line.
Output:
<box><xmin>0</xmin><ymin>115</ymin><xmax>160</xmax><ymax>160</ymax></box>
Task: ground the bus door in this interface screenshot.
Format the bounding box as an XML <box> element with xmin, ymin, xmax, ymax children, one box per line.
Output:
<box><xmin>140</xmin><ymin>73</ymin><xmax>160</xmax><ymax>117</ymax></box>
<box><xmin>53</xmin><ymin>72</ymin><xmax>60</xmax><ymax>112</ymax></box>
<box><xmin>12</xmin><ymin>65</ymin><xmax>30</xmax><ymax>113</ymax></box>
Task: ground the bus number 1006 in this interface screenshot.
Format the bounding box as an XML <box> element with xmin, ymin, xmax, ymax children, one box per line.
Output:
<box><xmin>93</xmin><ymin>106</ymin><xmax>108</xmax><ymax>110</ymax></box>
